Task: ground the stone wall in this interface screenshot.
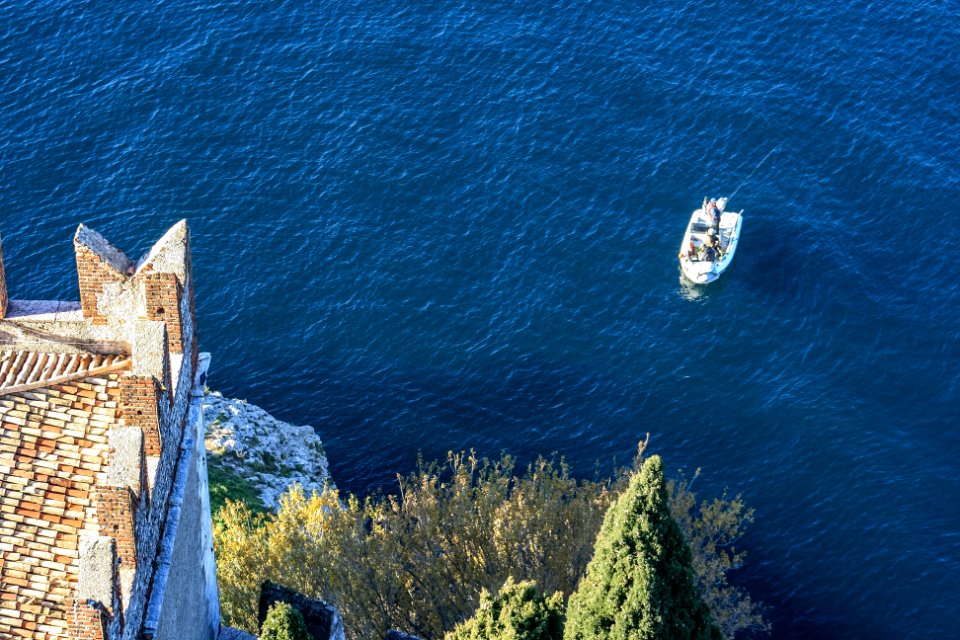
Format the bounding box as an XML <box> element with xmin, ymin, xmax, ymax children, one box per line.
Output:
<box><xmin>120</xmin><ymin>348</ymin><xmax>197</xmax><ymax>640</ymax></box>
<box><xmin>0</xmin><ymin>235</ymin><xmax>7</xmax><ymax>319</ymax></box>
<box><xmin>151</xmin><ymin>390</ymin><xmax>219</xmax><ymax>640</ymax></box>
<box><xmin>0</xmin><ymin>221</ymin><xmax>218</xmax><ymax>640</ymax></box>
<box><xmin>257</xmin><ymin>582</ymin><xmax>345</xmax><ymax>640</ymax></box>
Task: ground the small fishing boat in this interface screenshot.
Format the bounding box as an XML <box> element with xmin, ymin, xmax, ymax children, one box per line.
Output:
<box><xmin>678</xmin><ymin>197</ymin><xmax>743</xmax><ymax>284</ymax></box>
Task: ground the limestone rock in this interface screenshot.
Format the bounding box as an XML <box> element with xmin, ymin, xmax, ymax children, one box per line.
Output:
<box><xmin>203</xmin><ymin>391</ymin><xmax>333</xmax><ymax>509</ymax></box>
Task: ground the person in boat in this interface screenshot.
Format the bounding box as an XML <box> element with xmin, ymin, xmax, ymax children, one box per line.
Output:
<box><xmin>703</xmin><ymin>227</ymin><xmax>721</xmax><ymax>262</ymax></box>
<box><xmin>706</xmin><ymin>198</ymin><xmax>721</xmax><ymax>231</ymax></box>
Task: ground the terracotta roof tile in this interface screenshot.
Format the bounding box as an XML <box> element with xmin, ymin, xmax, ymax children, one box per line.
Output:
<box><xmin>0</xmin><ymin>370</ymin><xmax>126</xmax><ymax>638</ymax></box>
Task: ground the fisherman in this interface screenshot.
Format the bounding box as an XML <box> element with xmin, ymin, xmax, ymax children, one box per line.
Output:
<box><xmin>702</xmin><ymin>228</ymin><xmax>721</xmax><ymax>262</ymax></box>
<box><xmin>706</xmin><ymin>198</ymin><xmax>722</xmax><ymax>230</ymax></box>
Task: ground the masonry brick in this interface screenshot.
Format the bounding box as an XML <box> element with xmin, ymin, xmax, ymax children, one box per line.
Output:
<box><xmin>96</xmin><ymin>486</ymin><xmax>138</xmax><ymax>576</ymax></box>
<box><xmin>141</xmin><ymin>273</ymin><xmax>184</xmax><ymax>354</ymax></box>
<box><xmin>69</xmin><ymin>597</ymin><xmax>110</xmax><ymax>640</ymax></box>
<box><xmin>119</xmin><ymin>376</ymin><xmax>162</xmax><ymax>456</ymax></box>
<box><xmin>75</xmin><ymin>246</ymin><xmax>129</xmax><ymax>325</ymax></box>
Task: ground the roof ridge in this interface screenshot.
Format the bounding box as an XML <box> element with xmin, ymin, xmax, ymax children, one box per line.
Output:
<box><xmin>0</xmin><ymin>355</ymin><xmax>131</xmax><ymax>396</ymax></box>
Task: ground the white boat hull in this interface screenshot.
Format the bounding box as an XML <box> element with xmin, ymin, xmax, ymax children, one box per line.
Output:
<box><xmin>678</xmin><ymin>198</ymin><xmax>743</xmax><ymax>284</ymax></box>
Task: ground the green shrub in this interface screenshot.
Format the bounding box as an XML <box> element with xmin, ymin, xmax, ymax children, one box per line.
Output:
<box><xmin>259</xmin><ymin>601</ymin><xmax>310</xmax><ymax>640</ymax></box>
<box><xmin>216</xmin><ymin>453</ymin><xmax>614</xmax><ymax>637</ymax></box>
<box><xmin>445</xmin><ymin>577</ymin><xmax>564</xmax><ymax>640</ymax></box>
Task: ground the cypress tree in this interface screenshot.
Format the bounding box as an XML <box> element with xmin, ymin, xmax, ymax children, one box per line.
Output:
<box><xmin>564</xmin><ymin>456</ymin><xmax>721</xmax><ymax>640</ymax></box>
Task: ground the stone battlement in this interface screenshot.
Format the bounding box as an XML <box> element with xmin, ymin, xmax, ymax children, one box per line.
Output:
<box><xmin>0</xmin><ymin>222</ymin><xmax>218</xmax><ymax>640</ymax></box>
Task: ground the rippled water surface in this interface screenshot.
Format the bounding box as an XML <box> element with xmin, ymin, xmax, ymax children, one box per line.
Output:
<box><xmin>2</xmin><ymin>1</ymin><xmax>958</xmax><ymax>638</ymax></box>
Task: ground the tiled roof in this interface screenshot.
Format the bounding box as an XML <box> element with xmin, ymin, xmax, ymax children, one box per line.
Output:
<box><xmin>0</xmin><ymin>371</ymin><xmax>126</xmax><ymax>639</ymax></box>
<box><xmin>0</xmin><ymin>352</ymin><xmax>130</xmax><ymax>396</ymax></box>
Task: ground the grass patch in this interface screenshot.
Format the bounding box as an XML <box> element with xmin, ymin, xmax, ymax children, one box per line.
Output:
<box><xmin>250</xmin><ymin>450</ymin><xmax>280</xmax><ymax>475</ymax></box>
<box><xmin>207</xmin><ymin>455</ymin><xmax>269</xmax><ymax>525</ymax></box>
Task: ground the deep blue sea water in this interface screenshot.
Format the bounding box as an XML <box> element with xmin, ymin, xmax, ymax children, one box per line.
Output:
<box><xmin>2</xmin><ymin>1</ymin><xmax>958</xmax><ymax>637</ymax></box>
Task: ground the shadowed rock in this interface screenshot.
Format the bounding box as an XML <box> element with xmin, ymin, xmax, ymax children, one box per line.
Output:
<box><xmin>257</xmin><ymin>581</ymin><xmax>345</xmax><ymax>640</ymax></box>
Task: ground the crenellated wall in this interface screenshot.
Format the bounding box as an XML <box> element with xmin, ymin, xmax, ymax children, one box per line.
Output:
<box><xmin>0</xmin><ymin>221</ymin><xmax>217</xmax><ymax>640</ymax></box>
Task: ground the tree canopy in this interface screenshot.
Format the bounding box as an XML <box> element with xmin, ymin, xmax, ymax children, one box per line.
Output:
<box><xmin>216</xmin><ymin>453</ymin><xmax>614</xmax><ymax>638</ymax></box>
<box><xmin>564</xmin><ymin>455</ymin><xmax>721</xmax><ymax>640</ymax></box>
<box><xmin>213</xmin><ymin>447</ymin><xmax>766</xmax><ymax>640</ymax></box>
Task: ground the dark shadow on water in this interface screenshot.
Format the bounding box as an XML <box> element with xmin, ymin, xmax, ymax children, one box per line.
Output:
<box><xmin>733</xmin><ymin>564</ymin><xmax>885</xmax><ymax>640</ymax></box>
<box><xmin>734</xmin><ymin>215</ymin><xmax>824</xmax><ymax>298</ymax></box>
<box><xmin>221</xmin><ymin>353</ymin><xmax>643</xmax><ymax>494</ymax></box>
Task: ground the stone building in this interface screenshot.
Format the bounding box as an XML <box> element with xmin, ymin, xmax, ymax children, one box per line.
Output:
<box><xmin>0</xmin><ymin>221</ymin><xmax>219</xmax><ymax>639</ymax></box>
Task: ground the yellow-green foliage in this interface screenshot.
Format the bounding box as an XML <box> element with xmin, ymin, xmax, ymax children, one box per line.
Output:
<box><xmin>214</xmin><ymin>447</ymin><xmax>767</xmax><ymax>640</ymax></box>
<box><xmin>445</xmin><ymin>578</ymin><xmax>564</xmax><ymax>640</ymax></box>
<box><xmin>215</xmin><ymin>452</ymin><xmax>616</xmax><ymax>639</ymax></box>
<box><xmin>668</xmin><ymin>474</ymin><xmax>770</xmax><ymax>639</ymax></box>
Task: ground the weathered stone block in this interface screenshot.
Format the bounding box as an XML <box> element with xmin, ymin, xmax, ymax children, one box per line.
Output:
<box><xmin>77</xmin><ymin>536</ymin><xmax>116</xmax><ymax>612</ymax></box>
<box><xmin>106</xmin><ymin>427</ymin><xmax>145</xmax><ymax>497</ymax></box>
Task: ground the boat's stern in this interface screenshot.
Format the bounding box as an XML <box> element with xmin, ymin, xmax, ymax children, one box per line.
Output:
<box><xmin>680</xmin><ymin>259</ymin><xmax>719</xmax><ymax>284</ymax></box>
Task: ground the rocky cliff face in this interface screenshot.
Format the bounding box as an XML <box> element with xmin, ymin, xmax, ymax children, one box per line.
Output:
<box><xmin>202</xmin><ymin>391</ymin><xmax>333</xmax><ymax>509</ymax></box>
